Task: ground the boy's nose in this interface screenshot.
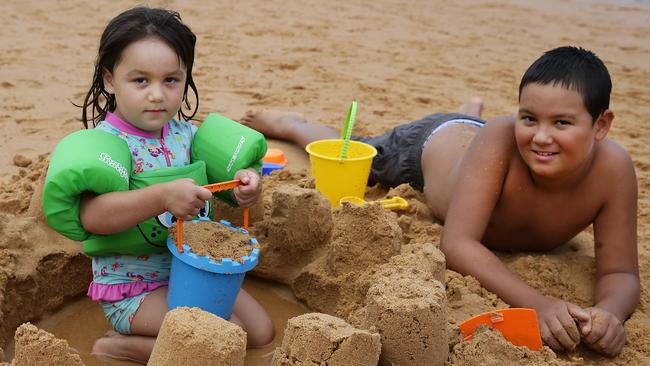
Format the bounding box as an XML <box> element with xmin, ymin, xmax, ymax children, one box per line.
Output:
<box><xmin>532</xmin><ymin>126</ymin><xmax>553</xmax><ymax>145</ymax></box>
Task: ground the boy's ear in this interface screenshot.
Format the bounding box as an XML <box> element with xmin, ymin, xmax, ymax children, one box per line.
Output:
<box><xmin>594</xmin><ymin>109</ymin><xmax>614</xmax><ymax>141</ymax></box>
<box><xmin>102</xmin><ymin>68</ymin><xmax>115</xmax><ymax>94</ymax></box>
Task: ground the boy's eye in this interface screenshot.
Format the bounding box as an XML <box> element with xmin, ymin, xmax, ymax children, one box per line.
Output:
<box><xmin>133</xmin><ymin>78</ymin><xmax>147</xmax><ymax>84</ymax></box>
<box><xmin>519</xmin><ymin>116</ymin><xmax>535</xmax><ymax>124</ymax></box>
<box><xmin>556</xmin><ymin>120</ymin><xmax>572</xmax><ymax>126</ymax></box>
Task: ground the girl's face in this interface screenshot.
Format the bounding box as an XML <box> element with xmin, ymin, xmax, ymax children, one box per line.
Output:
<box><xmin>103</xmin><ymin>37</ymin><xmax>187</xmax><ymax>138</ymax></box>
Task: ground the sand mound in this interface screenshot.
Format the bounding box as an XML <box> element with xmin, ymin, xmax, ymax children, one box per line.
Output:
<box><xmin>170</xmin><ymin>220</ymin><xmax>255</xmax><ymax>263</ymax></box>
<box><xmin>272</xmin><ymin>313</ymin><xmax>381</xmax><ymax>366</ymax></box>
<box><xmin>148</xmin><ymin>307</ymin><xmax>246</xmax><ymax>366</ymax></box>
<box><xmin>364</xmin><ymin>275</ymin><xmax>447</xmax><ymax>366</ymax></box>
<box><xmin>9</xmin><ymin>323</ymin><xmax>83</xmax><ymax>366</ymax></box>
<box><xmin>449</xmin><ymin>326</ymin><xmax>568</xmax><ymax>366</ymax></box>
<box><xmin>252</xmin><ymin>184</ymin><xmax>333</xmax><ymax>284</ymax></box>
<box><xmin>0</xmin><ymin>154</ymin><xmax>48</xmax><ymax>216</ymax></box>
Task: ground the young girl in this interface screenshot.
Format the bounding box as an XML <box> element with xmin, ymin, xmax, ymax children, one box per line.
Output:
<box><xmin>79</xmin><ymin>7</ymin><xmax>274</xmax><ymax>363</ymax></box>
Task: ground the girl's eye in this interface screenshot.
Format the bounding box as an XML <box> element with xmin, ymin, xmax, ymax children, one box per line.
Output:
<box><xmin>155</xmin><ymin>211</ymin><xmax>177</xmax><ymax>228</ymax></box>
<box><xmin>133</xmin><ymin>78</ymin><xmax>147</xmax><ymax>84</ymax></box>
<box><xmin>165</xmin><ymin>77</ymin><xmax>179</xmax><ymax>84</ymax></box>
<box><xmin>556</xmin><ymin>120</ymin><xmax>572</xmax><ymax>126</ymax></box>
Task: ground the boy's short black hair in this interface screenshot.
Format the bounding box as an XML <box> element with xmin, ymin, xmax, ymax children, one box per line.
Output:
<box><xmin>519</xmin><ymin>46</ymin><xmax>611</xmax><ymax>121</ymax></box>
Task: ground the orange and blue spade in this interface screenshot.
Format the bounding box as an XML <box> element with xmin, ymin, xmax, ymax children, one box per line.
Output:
<box><xmin>175</xmin><ymin>179</ymin><xmax>249</xmax><ymax>253</ymax></box>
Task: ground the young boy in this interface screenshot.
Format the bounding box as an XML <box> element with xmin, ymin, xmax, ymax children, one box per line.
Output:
<box><xmin>240</xmin><ymin>46</ymin><xmax>639</xmax><ymax>357</ymax></box>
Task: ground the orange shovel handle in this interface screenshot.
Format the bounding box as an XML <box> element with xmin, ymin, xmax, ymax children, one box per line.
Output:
<box><xmin>175</xmin><ymin>179</ymin><xmax>250</xmax><ymax>252</ymax></box>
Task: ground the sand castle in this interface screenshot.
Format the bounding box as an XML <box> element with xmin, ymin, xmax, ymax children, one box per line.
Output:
<box><xmin>272</xmin><ymin>313</ymin><xmax>381</xmax><ymax>365</ymax></box>
<box><xmin>148</xmin><ymin>307</ymin><xmax>247</xmax><ymax>366</ymax></box>
<box><xmin>2</xmin><ymin>323</ymin><xmax>83</xmax><ymax>366</ymax></box>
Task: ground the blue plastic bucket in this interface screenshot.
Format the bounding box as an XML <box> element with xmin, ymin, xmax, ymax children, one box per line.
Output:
<box><xmin>167</xmin><ymin>218</ymin><xmax>260</xmax><ymax>319</ymax></box>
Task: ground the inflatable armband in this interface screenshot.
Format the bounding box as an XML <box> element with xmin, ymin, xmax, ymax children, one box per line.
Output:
<box><xmin>191</xmin><ymin>113</ymin><xmax>267</xmax><ymax>206</ymax></box>
<box><xmin>83</xmin><ymin>161</ymin><xmax>209</xmax><ymax>256</ymax></box>
<box><xmin>43</xmin><ymin>130</ymin><xmax>131</xmax><ymax>241</ymax></box>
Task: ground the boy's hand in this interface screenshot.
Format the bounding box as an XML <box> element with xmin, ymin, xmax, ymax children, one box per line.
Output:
<box><xmin>577</xmin><ymin>307</ymin><xmax>626</xmax><ymax>357</ymax></box>
<box><xmin>233</xmin><ymin>169</ymin><xmax>262</xmax><ymax>208</ymax></box>
<box><xmin>536</xmin><ymin>298</ymin><xmax>589</xmax><ymax>352</ymax></box>
<box><xmin>162</xmin><ymin>178</ymin><xmax>212</xmax><ymax>220</ymax></box>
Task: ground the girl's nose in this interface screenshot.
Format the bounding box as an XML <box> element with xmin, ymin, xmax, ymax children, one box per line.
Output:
<box><xmin>148</xmin><ymin>85</ymin><xmax>163</xmax><ymax>102</ymax></box>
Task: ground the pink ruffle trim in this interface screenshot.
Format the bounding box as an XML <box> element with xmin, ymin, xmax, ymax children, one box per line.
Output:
<box><xmin>87</xmin><ymin>281</ymin><xmax>168</xmax><ymax>302</ymax></box>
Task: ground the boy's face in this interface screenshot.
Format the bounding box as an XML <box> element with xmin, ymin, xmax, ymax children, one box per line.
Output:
<box><xmin>103</xmin><ymin>37</ymin><xmax>187</xmax><ymax>138</ymax></box>
<box><xmin>515</xmin><ymin>83</ymin><xmax>610</xmax><ymax>180</ymax></box>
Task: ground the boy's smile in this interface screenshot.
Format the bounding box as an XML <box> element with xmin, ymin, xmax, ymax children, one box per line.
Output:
<box><xmin>515</xmin><ymin>82</ymin><xmax>611</xmax><ymax>186</ymax></box>
<box><xmin>103</xmin><ymin>37</ymin><xmax>187</xmax><ymax>138</ymax></box>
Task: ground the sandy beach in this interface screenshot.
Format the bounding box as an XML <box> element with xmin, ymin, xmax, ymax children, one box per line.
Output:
<box><xmin>1</xmin><ymin>0</ymin><xmax>649</xmax><ymax>365</ymax></box>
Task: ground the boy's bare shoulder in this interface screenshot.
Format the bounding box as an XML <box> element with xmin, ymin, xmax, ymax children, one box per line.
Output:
<box><xmin>480</xmin><ymin>116</ymin><xmax>518</xmax><ymax>146</ymax></box>
<box><xmin>594</xmin><ymin>138</ymin><xmax>636</xmax><ymax>176</ymax></box>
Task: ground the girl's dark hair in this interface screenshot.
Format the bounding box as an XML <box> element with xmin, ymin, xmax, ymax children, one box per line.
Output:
<box><xmin>519</xmin><ymin>46</ymin><xmax>611</xmax><ymax>122</ymax></box>
<box><xmin>81</xmin><ymin>7</ymin><xmax>198</xmax><ymax>128</ymax></box>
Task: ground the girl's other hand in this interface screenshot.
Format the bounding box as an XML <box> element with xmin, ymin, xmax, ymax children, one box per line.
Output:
<box><xmin>233</xmin><ymin>169</ymin><xmax>262</xmax><ymax>207</ymax></box>
<box><xmin>162</xmin><ymin>178</ymin><xmax>211</xmax><ymax>220</ymax></box>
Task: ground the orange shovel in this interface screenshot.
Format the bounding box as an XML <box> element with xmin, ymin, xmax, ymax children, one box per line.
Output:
<box><xmin>175</xmin><ymin>179</ymin><xmax>249</xmax><ymax>253</ymax></box>
<box><xmin>459</xmin><ymin>308</ymin><xmax>543</xmax><ymax>351</ymax></box>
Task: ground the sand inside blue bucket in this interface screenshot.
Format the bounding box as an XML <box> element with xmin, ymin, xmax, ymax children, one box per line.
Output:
<box><xmin>168</xmin><ymin>221</ymin><xmax>258</xmax><ymax>263</ymax></box>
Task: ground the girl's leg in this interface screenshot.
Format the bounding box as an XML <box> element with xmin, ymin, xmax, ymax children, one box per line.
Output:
<box><xmin>91</xmin><ymin>334</ymin><xmax>156</xmax><ymax>365</ymax></box>
<box><xmin>91</xmin><ymin>287</ymin><xmax>169</xmax><ymax>364</ymax></box>
<box><xmin>231</xmin><ymin>288</ymin><xmax>275</xmax><ymax>347</ymax></box>
<box><xmin>240</xmin><ymin>111</ymin><xmax>338</xmax><ymax>148</ymax></box>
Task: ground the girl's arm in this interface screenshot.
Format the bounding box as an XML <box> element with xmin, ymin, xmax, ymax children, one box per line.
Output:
<box><xmin>233</xmin><ymin>168</ymin><xmax>262</xmax><ymax>208</ymax></box>
<box><xmin>80</xmin><ymin>178</ymin><xmax>211</xmax><ymax>235</ymax></box>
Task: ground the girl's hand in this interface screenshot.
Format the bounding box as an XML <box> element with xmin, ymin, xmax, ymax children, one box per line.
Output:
<box><xmin>162</xmin><ymin>178</ymin><xmax>212</xmax><ymax>220</ymax></box>
<box><xmin>578</xmin><ymin>307</ymin><xmax>626</xmax><ymax>357</ymax></box>
<box><xmin>233</xmin><ymin>169</ymin><xmax>262</xmax><ymax>208</ymax></box>
<box><xmin>536</xmin><ymin>297</ymin><xmax>589</xmax><ymax>352</ymax></box>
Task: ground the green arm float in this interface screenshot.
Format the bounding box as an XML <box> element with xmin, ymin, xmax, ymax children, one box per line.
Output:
<box><xmin>191</xmin><ymin>113</ymin><xmax>267</xmax><ymax>206</ymax></box>
<box><xmin>42</xmin><ymin>130</ymin><xmax>132</xmax><ymax>241</ymax></box>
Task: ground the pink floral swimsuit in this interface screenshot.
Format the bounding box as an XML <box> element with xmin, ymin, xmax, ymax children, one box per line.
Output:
<box><xmin>88</xmin><ymin>112</ymin><xmax>196</xmax><ymax>334</ymax></box>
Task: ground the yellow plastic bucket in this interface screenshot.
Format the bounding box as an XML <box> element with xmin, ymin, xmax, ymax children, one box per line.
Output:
<box><xmin>305</xmin><ymin>139</ymin><xmax>377</xmax><ymax>207</ymax></box>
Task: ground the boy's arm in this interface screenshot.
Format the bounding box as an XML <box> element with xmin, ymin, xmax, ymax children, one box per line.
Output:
<box><xmin>440</xmin><ymin>120</ymin><xmax>584</xmax><ymax>351</ymax></box>
<box><xmin>80</xmin><ymin>179</ymin><xmax>211</xmax><ymax>235</ymax></box>
<box><xmin>581</xmin><ymin>145</ymin><xmax>639</xmax><ymax>356</ymax></box>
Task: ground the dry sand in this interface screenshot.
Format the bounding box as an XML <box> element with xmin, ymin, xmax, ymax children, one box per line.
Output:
<box><xmin>1</xmin><ymin>0</ymin><xmax>650</xmax><ymax>365</ymax></box>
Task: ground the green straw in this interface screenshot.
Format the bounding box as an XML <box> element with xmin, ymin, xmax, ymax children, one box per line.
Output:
<box><xmin>339</xmin><ymin>101</ymin><xmax>357</xmax><ymax>160</ymax></box>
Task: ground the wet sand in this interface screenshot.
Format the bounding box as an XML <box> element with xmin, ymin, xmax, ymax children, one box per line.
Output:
<box><xmin>6</xmin><ymin>277</ymin><xmax>307</xmax><ymax>366</ymax></box>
